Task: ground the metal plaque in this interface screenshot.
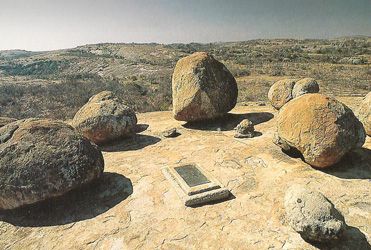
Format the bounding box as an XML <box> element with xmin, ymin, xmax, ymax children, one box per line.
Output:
<box><xmin>174</xmin><ymin>165</ymin><xmax>210</xmax><ymax>187</ymax></box>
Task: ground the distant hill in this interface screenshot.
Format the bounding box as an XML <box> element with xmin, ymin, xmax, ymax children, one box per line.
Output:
<box><xmin>0</xmin><ymin>49</ymin><xmax>41</xmax><ymax>59</ymax></box>
<box><xmin>0</xmin><ymin>37</ymin><xmax>370</xmax><ymax>120</ymax></box>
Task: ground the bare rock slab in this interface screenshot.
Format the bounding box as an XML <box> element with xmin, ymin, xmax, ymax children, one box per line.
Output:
<box><xmin>284</xmin><ymin>185</ymin><xmax>346</xmax><ymax>242</ymax></box>
<box><xmin>0</xmin><ymin>119</ymin><xmax>104</xmax><ymax>210</ymax></box>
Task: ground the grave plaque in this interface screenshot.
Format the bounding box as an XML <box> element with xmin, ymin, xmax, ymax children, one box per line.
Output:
<box><xmin>174</xmin><ymin>165</ymin><xmax>210</xmax><ymax>187</ymax></box>
<box><xmin>163</xmin><ymin>164</ymin><xmax>231</xmax><ymax>206</ymax></box>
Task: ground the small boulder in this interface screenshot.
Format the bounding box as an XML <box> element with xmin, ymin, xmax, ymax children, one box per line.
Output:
<box><xmin>268</xmin><ymin>79</ymin><xmax>296</xmax><ymax>110</ymax></box>
<box><xmin>161</xmin><ymin>128</ymin><xmax>179</xmax><ymax>138</ymax></box>
<box><xmin>72</xmin><ymin>91</ymin><xmax>137</xmax><ymax>145</ymax></box>
<box><xmin>0</xmin><ymin>117</ymin><xmax>17</xmax><ymax>128</ymax></box>
<box><xmin>172</xmin><ymin>52</ymin><xmax>238</xmax><ymax>121</ymax></box>
<box><xmin>357</xmin><ymin>92</ymin><xmax>371</xmax><ymax>136</ymax></box>
<box><xmin>0</xmin><ymin>119</ymin><xmax>104</xmax><ymax>210</ymax></box>
<box><xmin>275</xmin><ymin>94</ymin><xmax>365</xmax><ymax>168</ymax></box>
<box><xmin>292</xmin><ymin>78</ymin><xmax>320</xmax><ymax>98</ymax></box>
<box><xmin>234</xmin><ymin>119</ymin><xmax>255</xmax><ymax>138</ymax></box>
<box><xmin>284</xmin><ymin>185</ymin><xmax>346</xmax><ymax>242</ymax></box>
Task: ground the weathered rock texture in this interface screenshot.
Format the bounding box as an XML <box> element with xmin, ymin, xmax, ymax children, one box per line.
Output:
<box><xmin>0</xmin><ymin>119</ymin><xmax>104</xmax><ymax>210</ymax></box>
<box><xmin>172</xmin><ymin>52</ymin><xmax>238</xmax><ymax>121</ymax></box>
<box><xmin>276</xmin><ymin>94</ymin><xmax>365</xmax><ymax>168</ymax></box>
<box><xmin>268</xmin><ymin>78</ymin><xmax>320</xmax><ymax>109</ymax></box>
<box><xmin>358</xmin><ymin>92</ymin><xmax>371</xmax><ymax>136</ymax></box>
<box><xmin>72</xmin><ymin>91</ymin><xmax>137</xmax><ymax>145</ymax></box>
<box><xmin>234</xmin><ymin>119</ymin><xmax>255</xmax><ymax>138</ymax></box>
<box><xmin>0</xmin><ymin>103</ymin><xmax>370</xmax><ymax>249</ymax></box>
<box><xmin>0</xmin><ymin>117</ymin><xmax>16</xmax><ymax>128</ymax></box>
<box><xmin>268</xmin><ymin>79</ymin><xmax>296</xmax><ymax>109</ymax></box>
<box><xmin>292</xmin><ymin>78</ymin><xmax>320</xmax><ymax>98</ymax></box>
<box><xmin>284</xmin><ymin>185</ymin><xmax>346</xmax><ymax>242</ymax></box>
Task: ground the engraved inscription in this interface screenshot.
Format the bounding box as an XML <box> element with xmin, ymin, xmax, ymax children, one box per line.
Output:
<box><xmin>174</xmin><ymin>165</ymin><xmax>210</xmax><ymax>187</ymax></box>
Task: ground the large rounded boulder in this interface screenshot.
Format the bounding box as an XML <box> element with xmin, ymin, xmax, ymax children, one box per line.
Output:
<box><xmin>172</xmin><ymin>52</ymin><xmax>238</xmax><ymax>121</ymax></box>
<box><xmin>268</xmin><ymin>78</ymin><xmax>320</xmax><ymax>109</ymax></box>
<box><xmin>72</xmin><ymin>91</ymin><xmax>137</xmax><ymax>145</ymax></box>
<box><xmin>268</xmin><ymin>79</ymin><xmax>296</xmax><ymax>110</ymax></box>
<box><xmin>284</xmin><ymin>185</ymin><xmax>346</xmax><ymax>242</ymax></box>
<box><xmin>357</xmin><ymin>92</ymin><xmax>371</xmax><ymax>136</ymax></box>
<box><xmin>275</xmin><ymin>94</ymin><xmax>365</xmax><ymax>168</ymax></box>
<box><xmin>0</xmin><ymin>119</ymin><xmax>104</xmax><ymax>210</ymax></box>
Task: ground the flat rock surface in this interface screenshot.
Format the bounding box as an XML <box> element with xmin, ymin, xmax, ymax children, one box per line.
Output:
<box><xmin>0</xmin><ymin>100</ymin><xmax>370</xmax><ymax>250</ymax></box>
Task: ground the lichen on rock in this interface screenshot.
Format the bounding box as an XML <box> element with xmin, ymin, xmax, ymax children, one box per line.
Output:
<box><xmin>0</xmin><ymin>118</ymin><xmax>104</xmax><ymax>210</ymax></box>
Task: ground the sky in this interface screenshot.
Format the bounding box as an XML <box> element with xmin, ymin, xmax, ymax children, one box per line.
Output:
<box><xmin>0</xmin><ymin>0</ymin><xmax>370</xmax><ymax>51</ymax></box>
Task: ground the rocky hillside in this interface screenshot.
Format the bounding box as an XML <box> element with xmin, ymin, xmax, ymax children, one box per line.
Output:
<box><xmin>0</xmin><ymin>38</ymin><xmax>370</xmax><ymax>119</ymax></box>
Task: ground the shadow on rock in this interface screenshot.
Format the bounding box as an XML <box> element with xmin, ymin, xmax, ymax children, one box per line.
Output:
<box><xmin>135</xmin><ymin>124</ymin><xmax>149</xmax><ymax>133</ymax></box>
<box><xmin>281</xmin><ymin>147</ymin><xmax>305</xmax><ymax>161</ymax></box>
<box><xmin>0</xmin><ymin>172</ymin><xmax>133</xmax><ymax>227</ymax></box>
<box><xmin>320</xmin><ymin>148</ymin><xmax>371</xmax><ymax>180</ymax></box>
<box><xmin>101</xmin><ymin>134</ymin><xmax>161</xmax><ymax>152</ymax></box>
<box><xmin>235</xmin><ymin>131</ymin><xmax>263</xmax><ymax>139</ymax></box>
<box><xmin>305</xmin><ymin>226</ymin><xmax>370</xmax><ymax>250</ymax></box>
<box><xmin>183</xmin><ymin>112</ymin><xmax>274</xmax><ymax>131</ymax></box>
<box><xmin>189</xmin><ymin>193</ymin><xmax>236</xmax><ymax>208</ymax></box>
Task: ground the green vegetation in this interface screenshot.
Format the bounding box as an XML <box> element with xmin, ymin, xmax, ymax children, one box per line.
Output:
<box><xmin>0</xmin><ymin>60</ymin><xmax>69</xmax><ymax>77</ymax></box>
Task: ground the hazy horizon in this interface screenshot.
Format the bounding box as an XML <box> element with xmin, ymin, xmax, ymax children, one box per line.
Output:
<box><xmin>1</xmin><ymin>0</ymin><xmax>370</xmax><ymax>51</ymax></box>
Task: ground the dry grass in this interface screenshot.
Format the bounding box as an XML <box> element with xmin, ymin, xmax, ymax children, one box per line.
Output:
<box><xmin>0</xmin><ymin>37</ymin><xmax>370</xmax><ymax>119</ymax></box>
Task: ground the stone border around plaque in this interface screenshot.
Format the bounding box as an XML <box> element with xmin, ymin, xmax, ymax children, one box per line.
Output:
<box><xmin>163</xmin><ymin>164</ymin><xmax>231</xmax><ymax>206</ymax></box>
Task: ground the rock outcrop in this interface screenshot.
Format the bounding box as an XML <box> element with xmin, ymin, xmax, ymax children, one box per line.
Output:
<box><xmin>358</xmin><ymin>92</ymin><xmax>371</xmax><ymax>136</ymax></box>
<box><xmin>284</xmin><ymin>185</ymin><xmax>346</xmax><ymax>242</ymax></box>
<box><xmin>172</xmin><ymin>52</ymin><xmax>238</xmax><ymax>121</ymax></box>
<box><xmin>0</xmin><ymin>104</ymin><xmax>369</xmax><ymax>249</ymax></box>
<box><xmin>275</xmin><ymin>94</ymin><xmax>365</xmax><ymax>168</ymax></box>
<box><xmin>0</xmin><ymin>117</ymin><xmax>16</xmax><ymax>128</ymax></box>
<box><xmin>72</xmin><ymin>91</ymin><xmax>137</xmax><ymax>145</ymax></box>
<box><xmin>268</xmin><ymin>78</ymin><xmax>319</xmax><ymax>109</ymax></box>
<box><xmin>0</xmin><ymin>119</ymin><xmax>104</xmax><ymax>210</ymax></box>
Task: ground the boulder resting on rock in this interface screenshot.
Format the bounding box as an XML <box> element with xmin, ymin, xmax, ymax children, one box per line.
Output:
<box><xmin>172</xmin><ymin>52</ymin><xmax>238</xmax><ymax>121</ymax></box>
<box><xmin>72</xmin><ymin>91</ymin><xmax>137</xmax><ymax>145</ymax></box>
<box><xmin>0</xmin><ymin>119</ymin><xmax>104</xmax><ymax>210</ymax></box>
<box><xmin>268</xmin><ymin>79</ymin><xmax>296</xmax><ymax>110</ymax></box>
<box><xmin>234</xmin><ymin>119</ymin><xmax>255</xmax><ymax>138</ymax></box>
<box><xmin>284</xmin><ymin>184</ymin><xmax>346</xmax><ymax>242</ymax></box>
<box><xmin>161</xmin><ymin>128</ymin><xmax>179</xmax><ymax>138</ymax></box>
<box><xmin>268</xmin><ymin>78</ymin><xmax>320</xmax><ymax>109</ymax></box>
<box><xmin>292</xmin><ymin>78</ymin><xmax>320</xmax><ymax>98</ymax></box>
<box><xmin>275</xmin><ymin>93</ymin><xmax>365</xmax><ymax>168</ymax></box>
